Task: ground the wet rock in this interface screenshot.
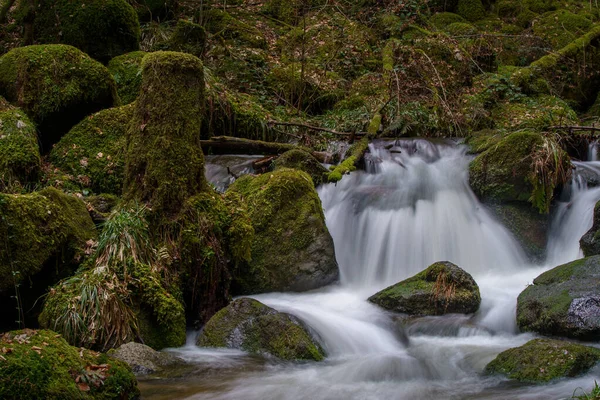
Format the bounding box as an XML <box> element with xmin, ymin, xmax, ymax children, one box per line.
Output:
<box><xmin>580</xmin><ymin>201</ymin><xmax>600</xmax><ymax>257</ymax></box>
<box><xmin>368</xmin><ymin>261</ymin><xmax>481</xmax><ymax>316</ymax></box>
<box><xmin>485</xmin><ymin>338</ymin><xmax>600</xmax><ymax>383</ymax></box>
<box><xmin>274</xmin><ymin>149</ymin><xmax>329</xmax><ymax>186</ymax></box>
<box><xmin>197</xmin><ymin>298</ymin><xmax>324</xmax><ymax>361</ymax></box>
<box><xmin>110</xmin><ymin>342</ymin><xmax>184</xmax><ymax>375</ymax></box>
<box><xmin>517</xmin><ymin>256</ymin><xmax>600</xmax><ymax>340</ymax></box>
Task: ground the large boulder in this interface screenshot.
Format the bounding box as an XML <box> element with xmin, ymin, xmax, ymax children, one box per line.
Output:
<box><xmin>485</xmin><ymin>338</ymin><xmax>600</xmax><ymax>383</ymax></box>
<box><xmin>581</xmin><ymin>201</ymin><xmax>600</xmax><ymax>257</ymax></box>
<box><xmin>197</xmin><ymin>298</ymin><xmax>324</xmax><ymax>361</ymax></box>
<box><xmin>0</xmin><ymin>329</ymin><xmax>139</xmax><ymax>399</ymax></box>
<box><xmin>517</xmin><ymin>256</ymin><xmax>600</xmax><ymax>340</ymax></box>
<box><xmin>0</xmin><ymin>45</ymin><xmax>118</xmax><ymax>151</ymax></box>
<box><xmin>368</xmin><ymin>261</ymin><xmax>481</xmax><ymax>316</ymax></box>
<box><xmin>226</xmin><ymin>168</ymin><xmax>339</xmax><ymax>294</ymax></box>
<box><xmin>110</xmin><ymin>342</ymin><xmax>184</xmax><ymax>375</ymax></box>
<box><xmin>30</xmin><ymin>0</ymin><xmax>140</xmax><ymax>62</ymax></box>
<box><xmin>123</xmin><ymin>51</ymin><xmax>206</xmax><ymax>217</ymax></box>
<box><xmin>49</xmin><ymin>104</ymin><xmax>133</xmax><ymax>195</ymax></box>
<box><xmin>0</xmin><ymin>97</ymin><xmax>40</xmax><ymax>189</ymax></box>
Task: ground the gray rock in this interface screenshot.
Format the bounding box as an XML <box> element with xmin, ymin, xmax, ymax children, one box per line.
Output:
<box><xmin>111</xmin><ymin>342</ymin><xmax>184</xmax><ymax>375</ymax></box>
<box><xmin>581</xmin><ymin>201</ymin><xmax>600</xmax><ymax>257</ymax></box>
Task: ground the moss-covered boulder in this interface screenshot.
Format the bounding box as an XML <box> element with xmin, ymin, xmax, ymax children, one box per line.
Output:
<box><xmin>368</xmin><ymin>261</ymin><xmax>481</xmax><ymax>316</ymax></box>
<box><xmin>517</xmin><ymin>256</ymin><xmax>600</xmax><ymax>340</ymax></box>
<box><xmin>85</xmin><ymin>194</ymin><xmax>120</xmax><ymax>224</ymax></box>
<box><xmin>429</xmin><ymin>12</ymin><xmax>466</xmax><ymax>29</ymax></box>
<box><xmin>485</xmin><ymin>339</ymin><xmax>600</xmax><ymax>383</ymax></box>
<box><xmin>203</xmin><ymin>9</ymin><xmax>266</xmax><ymax>49</ymax></box>
<box><xmin>110</xmin><ymin>342</ymin><xmax>184</xmax><ymax>375</ymax></box>
<box><xmin>129</xmin><ymin>0</ymin><xmax>177</xmax><ymax>21</ymax></box>
<box><xmin>0</xmin><ymin>97</ymin><xmax>40</xmax><ymax>189</ymax></box>
<box><xmin>456</xmin><ymin>0</ymin><xmax>487</xmax><ymax>22</ymax></box>
<box><xmin>197</xmin><ymin>298</ymin><xmax>324</xmax><ymax>361</ymax></box>
<box><xmin>533</xmin><ymin>10</ymin><xmax>593</xmax><ymax>50</ymax></box>
<box><xmin>167</xmin><ymin>19</ymin><xmax>206</xmax><ymax>58</ymax></box>
<box><xmin>49</xmin><ymin>105</ymin><xmax>133</xmax><ymax>195</ymax></box>
<box><xmin>274</xmin><ymin>149</ymin><xmax>329</xmax><ymax>186</ymax></box>
<box><xmin>226</xmin><ymin>169</ymin><xmax>339</xmax><ymax>294</ymax></box>
<box><xmin>107</xmin><ymin>51</ymin><xmax>146</xmax><ymax>105</ymax></box>
<box><xmin>29</xmin><ymin>0</ymin><xmax>140</xmax><ymax>62</ymax></box>
<box><xmin>580</xmin><ymin>201</ymin><xmax>600</xmax><ymax>257</ymax></box>
<box><xmin>0</xmin><ymin>329</ymin><xmax>139</xmax><ymax>399</ymax></box>
<box><xmin>0</xmin><ymin>45</ymin><xmax>118</xmax><ymax>151</ymax></box>
<box><xmin>123</xmin><ymin>51</ymin><xmax>206</xmax><ymax>217</ymax></box>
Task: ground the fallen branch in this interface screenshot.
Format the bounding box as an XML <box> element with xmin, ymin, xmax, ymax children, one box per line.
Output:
<box><xmin>267</xmin><ymin>120</ymin><xmax>367</xmax><ymax>137</ymax></box>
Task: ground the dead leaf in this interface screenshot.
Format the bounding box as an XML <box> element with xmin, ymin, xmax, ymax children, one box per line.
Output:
<box><xmin>77</xmin><ymin>382</ymin><xmax>90</xmax><ymax>392</ymax></box>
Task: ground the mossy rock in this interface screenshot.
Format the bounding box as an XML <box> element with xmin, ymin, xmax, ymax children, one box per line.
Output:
<box><xmin>85</xmin><ymin>193</ymin><xmax>120</xmax><ymax>224</ymax></box>
<box><xmin>581</xmin><ymin>201</ymin><xmax>600</xmax><ymax>257</ymax></box>
<box><xmin>226</xmin><ymin>168</ymin><xmax>339</xmax><ymax>294</ymax></box>
<box><xmin>368</xmin><ymin>261</ymin><xmax>481</xmax><ymax>316</ymax></box>
<box><xmin>128</xmin><ymin>0</ymin><xmax>177</xmax><ymax>22</ymax></box>
<box><xmin>0</xmin><ymin>329</ymin><xmax>139</xmax><ymax>400</ymax></box>
<box><xmin>166</xmin><ymin>19</ymin><xmax>206</xmax><ymax>58</ymax></box>
<box><xmin>533</xmin><ymin>10</ymin><xmax>593</xmax><ymax>49</ymax></box>
<box><xmin>108</xmin><ymin>51</ymin><xmax>146</xmax><ymax>105</ymax></box>
<box><xmin>49</xmin><ymin>104</ymin><xmax>134</xmax><ymax>195</ymax></box>
<box><xmin>123</xmin><ymin>51</ymin><xmax>206</xmax><ymax>217</ymax></box>
<box><xmin>274</xmin><ymin>149</ymin><xmax>329</xmax><ymax>186</ymax></box>
<box><xmin>29</xmin><ymin>0</ymin><xmax>140</xmax><ymax>62</ymax></box>
<box><xmin>485</xmin><ymin>338</ymin><xmax>600</xmax><ymax>383</ymax></box>
<box><xmin>456</xmin><ymin>0</ymin><xmax>487</xmax><ymax>22</ymax></box>
<box><xmin>429</xmin><ymin>12</ymin><xmax>466</xmax><ymax>29</ymax></box>
<box><xmin>110</xmin><ymin>342</ymin><xmax>184</xmax><ymax>375</ymax></box>
<box><xmin>0</xmin><ymin>45</ymin><xmax>118</xmax><ymax>151</ymax></box>
<box><xmin>491</xmin><ymin>95</ymin><xmax>578</xmax><ymax>131</ymax></box>
<box><xmin>0</xmin><ymin>98</ymin><xmax>40</xmax><ymax>189</ymax></box>
<box><xmin>197</xmin><ymin>298</ymin><xmax>324</xmax><ymax>361</ymax></box>
<box><xmin>445</xmin><ymin>22</ymin><xmax>478</xmax><ymax>36</ymax></box>
<box><xmin>203</xmin><ymin>9</ymin><xmax>266</xmax><ymax>49</ymax></box>
<box><xmin>517</xmin><ymin>256</ymin><xmax>600</xmax><ymax>340</ymax></box>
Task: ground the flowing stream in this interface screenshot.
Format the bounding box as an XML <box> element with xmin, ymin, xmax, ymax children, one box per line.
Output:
<box><xmin>141</xmin><ymin>139</ymin><xmax>600</xmax><ymax>400</ymax></box>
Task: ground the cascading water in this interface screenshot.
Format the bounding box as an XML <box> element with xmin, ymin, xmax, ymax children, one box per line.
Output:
<box><xmin>142</xmin><ymin>139</ymin><xmax>600</xmax><ymax>400</ymax></box>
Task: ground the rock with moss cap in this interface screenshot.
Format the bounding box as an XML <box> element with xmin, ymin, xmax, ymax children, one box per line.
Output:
<box><xmin>123</xmin><ymin>51</ymin><xmax>206</xmax><ymax>217</ymax></box>
<box><xmin>533</xmin><ymin>10</ymin><xmax>592</xmax><ymax>50</ymax></box>
<box><xmin>485</xmin><ymin>338</ymin><xmax>600</xmax><ymax>383</ymax></box>
<box><xmin>26</xmin><ymin>0</ymin><xmax>140</xmax><ymax>62</ymax></box>
<box><xmin>197</xmin><ymin>298</ymin><xmax>324</xmax><ymax>361</ymax></box>
<box><xmin>226</xmin><ymin>168</ymin><xmax>339</xmax><ymax>294</ymax></box>
<box><xmin>368</xmin><ymin>261</ymin><xmax>481</xmax><ymax>316</ymax></box>
<box><xmin>517</xmin><ymin>256</ymin><xmax>600</xmax><ymax>340</ymax></box>
<box><xmin>456</xmin><ymin>0</ymin><xmax>487</xmax><ymax>22</ymax></box>
<box><xmin>0</xmin><ymin>45</ymin><xmax>118</xmax><ymax>151</ymax></box>
<box><xmin>108</xmin><ymin>51</ymin><xmax>146</xmax><ymax>105</ymax></box>
<box><xmin>429</xmin><ymin>12</ymin><xmax>466</xmax><ymax>29</ymax></box>
<box><xmin>165</xmin><ymin>20</ymin><xmax>206</xmax><ymax>58</ymax></box>
<box><xmin>274</xmin><ymin>149</ymin><xmax>329</xmax><ymax>186</ymax></box>
<box><xmin>50</xmin><ymin>104</ymin><xmax>134</xmax><ymax>195</ymax></box>
<box><xmin>203</xmin><ymin>9</ymin><xmax>266</xmax><ymax>49</ymax></box>
<box><xmin>0</xmin><ymin>329</ymin><xmax>139</xmax><ymax>399</ymax></box>
<box><xmin>0</xmin><ymin>97</ymin><xmax>40</xmax><ymax>189</ymax></box>
<box><xmin>580</xmin><ymin>201</ymin><xmax>600</xmax><ymax>257</ymax></box>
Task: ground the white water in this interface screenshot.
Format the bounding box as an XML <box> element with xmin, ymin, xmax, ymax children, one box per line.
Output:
<box><xmin>150</xmin><ymin>140</ymin><xmax>600</xmax><ymax>400</ymax></box>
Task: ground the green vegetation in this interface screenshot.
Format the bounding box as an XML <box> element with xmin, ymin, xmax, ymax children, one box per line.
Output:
<box><xmin>107</xmin><ymin>51</ymin><xmax>146</xmax><ymax>105</ymax></box>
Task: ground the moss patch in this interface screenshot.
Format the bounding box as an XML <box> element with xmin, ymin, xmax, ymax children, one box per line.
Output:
<box><xmin>274</xmin><ymin>149</ymin><xmax>329</xmax><ymax>186</ymax></box>
<box><xmin>108</xmin><ymin>51</ymin><xmax>146</xmax><ymax>105</ymax></box>
<box><xmin>456</xmin><ymin>0</ymin><xmax>487</xmax><ymax>22</ymax></box>
<box><xmin>533</xmin><ymin>10</ymin><xmax>593</xmax><ymax>49</ymax></box>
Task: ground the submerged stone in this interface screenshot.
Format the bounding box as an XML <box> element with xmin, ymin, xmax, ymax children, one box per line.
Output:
<box><xmin>197</xmin><ymin>298</ymin><xmax>324</xmax><ymax>361</ymax></box>
<box><xmin>485</xmin><ymin>338</ymin><xmax>600</xmax><ymax>383</ymax></box>
<box><xmin>517</xmin><ymin>256</ymin><xmax>600</xmax><ymax>340</ymax></box>
<box><xmin>368</xmin><ymin>261</ymin><xmax>481</xmax><ymax>316</ymax></box>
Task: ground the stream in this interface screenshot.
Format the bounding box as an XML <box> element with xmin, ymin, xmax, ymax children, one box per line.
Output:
<box><xmin>140</xmin><ymin>139</ymin><xmax>600</xmax><ymax>400</ymax></box>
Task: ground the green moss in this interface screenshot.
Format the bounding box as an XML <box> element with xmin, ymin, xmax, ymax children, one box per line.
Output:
<box><xmin>274</xmin><ymin>149</ymin><xmax>329</xmax><ymax>186</ymax></box>
<box><xmin>0</xmin><ymin>99</ymin><xmax>40</xmax><ymax>189</ymax></box>
<box><xmin>533</xmin><ymin>10</ymin><xmax>593</xmax><ymax>49</ymax></box>
<box><xmin>0</xmin><ymin>329</ymin><xmax>139</xmax><ymax>400</ymax></box>
<box><xmin>204</xmin><ymin>9</ymin><xmax>266</xmax><ymax>49</ymax></box>
<box><xmin>429</xmin><ymin>12</ymin><xmax>466</xmax><ymax>29</ymax></box>
<box><xmin>262</xmin><ymin>0</ymin><xmax>325</xmax><ymax>25</ymax></box>
<box><xmin>129</xmin><ymin>0</ymin><xmax>177</xmax><ymax>22</ymax></box>
<box><xmin>108</xmin><ymin>51</ymin><xmax>146</xmax><ymax>105</ymax></box>
<box><xmin>445</xmin><ymin>22</ymin><xmax>478</xmax><ymax>35</ymax></box>
<box><xmin>0</xmin><ymin>187</ymin><xmax>97</xmax><ymax>293</ymax></box>
<box><xmin>0</xmin><ymin>45</ymin><xmax>118</xmax><ymax>151</ymax></box>
<box><xmin>485</xmin><ymin>339</ymin><xmax>600</xmax><ymax>383</ymax></box>
<box><xmin>456</xmin><ymin>0</ymin><xmax>487</xmax><ymax>22</ymax></box>
<box><xmin>197</xmin><ymin>298</ymin><xmax>324</xmax><ymax>361</ymax></box>
<box><xmin>49</xmin><ymin>104</ymin><xmax>134</xmax><ymax>195</ymax></box>
<box><xmin>167</xmin><ymin>19</ymin><xmax>206</xmax><ymax>58</ymax></box>
<box><xmin>27</xmin><ymin>0</ymin><xmax>140</xmax><ymax>62</ymax></box>
<box><xmin>491</xmin><ymin>95</ymin><xmax>577</xmax><ymax>131</ymax></box>
<box><xmin>123</xmin><ymin>51</ymin><xmax>206</xmax><ymax>218</ymax></box>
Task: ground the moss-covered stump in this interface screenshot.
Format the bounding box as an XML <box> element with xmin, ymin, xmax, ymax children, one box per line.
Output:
<box><xmin>581</xmin><ymin>201</ymin><xmax>600</xmax><ymax>257</ymax></box>
<box><xmin>123</xmin><ymin>51</ymin><xmax>206</xmax><ymax>217</ymax></box>
<box><xmin>226</xmin><ymin>169</ymin><xmax>339</xmax><ymax>294</ymax></box>
<box><xmin>29</xmin><ymin>0</ymin><xmax>140</xmax><ymax>63</ymax></box>
<box><xmin>274</xmin><ymin>149</ymin><xmax>329</xmax><ymax>186</ymax></box>
<box><xmin>50</xmin><ymin>105</ymin><xmax>133</xmax><ymax>195</ymax></box>
<box><xmin>0</xmin><ymin>97</ymin><xmax>40</xmax><ymax>189</ymax></box>
<box><xmin>368</xmin><ymin>261</ymin><xmax>481</xmax><ymax>316</ymax></box>
<box><xmin>0</xmin><ymin>45</ymin><xmax>118</xmax><ymax>151</ymax></box>
<box><xmin>108</xmin><ymin>51</ymin><xmax>146</xmax><ymax>105</ymax></box>
<box><xmin>0</xmin><ymin>329</ymin><xmax>139</xmax><ymax>399</ymax></box>
<box><xmin>197</xmin><ymin>298</ymin><xmax>324</xmax><ymax>361</ymax></box>
<box><xmin>110</xmin><ymin>342</ymin><xmax>183</xmax><ymax>375</ymax></box>
<box><xmin>129</xmin><ymin>0</ymin><xmax>177</xmax><ymax>21</ymax></box>
<box><xmin>485</xmin><ymin>339</ymin><xmax>600</xmax><ymax>383</ymax></box>
<box><xmin>517</xmin><ymin>256</ymin><xmax>600</xmax><ymax>340</ymax></box>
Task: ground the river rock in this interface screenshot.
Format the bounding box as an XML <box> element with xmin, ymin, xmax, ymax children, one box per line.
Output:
<box><xmin>485</xmin><ymin>338</ymin><xmax>600</xmax><ymax>383</ymax></box>
<box><xmin>517</xmin><ymin>256</ymin><xmax>600</xmax><ymax>340</ymax></box>
<box><xmin>110</xmin><ymin>342</ymin><xmax>184</xmax><ymax>375</ymax></box>
<box><xmin>580</xmin><ymin>201</ymin><xmax>600</xmax><ymax>257</ymax></box>
<box><xmin>197</xmin><ymin>298</ymin><xmax>325</xmax><ymax>361</ymax></box>
<box><xmin>368</xmin><ymin>261</ymin><xmax>481</xmax><ymax>316</ymax></box>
